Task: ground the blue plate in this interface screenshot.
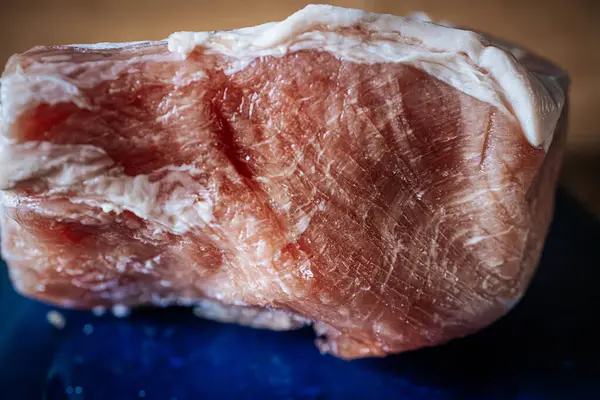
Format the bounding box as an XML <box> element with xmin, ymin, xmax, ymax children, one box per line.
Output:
<box><xmin>2</xmin><ymin>189</ymin><xmax>600</xmax><ymax>400</ymax></box>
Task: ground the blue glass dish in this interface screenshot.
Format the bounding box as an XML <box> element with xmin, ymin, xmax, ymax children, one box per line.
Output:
<box><xmin>1</xmin><ymin>189</ymin><xmax>599</xmax><ymax>399</ymax></box>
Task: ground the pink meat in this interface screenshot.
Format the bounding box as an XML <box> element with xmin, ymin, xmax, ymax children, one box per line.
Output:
<box><xmin>0</xmin><ymin>6</ymin><xmax>568</xmax><ymax>359</ymax></box>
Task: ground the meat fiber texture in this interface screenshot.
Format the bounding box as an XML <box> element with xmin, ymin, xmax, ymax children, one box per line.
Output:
<box><xmin>0</xmin><ymin>5</ymin><xmax>569</xmax><ymax>359</ymax></box>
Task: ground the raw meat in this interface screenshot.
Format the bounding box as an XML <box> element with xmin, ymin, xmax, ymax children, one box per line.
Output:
<box><xmin>0</xmin><ymin>5</ymin><xmax>568</xmax><ymax>359</ymax></box>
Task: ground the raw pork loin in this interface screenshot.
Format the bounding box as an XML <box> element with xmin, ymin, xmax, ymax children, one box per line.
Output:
<box><xmin>0</xmin><ymin>5</ymin><xmax>568</xmax><ymax>359</ymax></box>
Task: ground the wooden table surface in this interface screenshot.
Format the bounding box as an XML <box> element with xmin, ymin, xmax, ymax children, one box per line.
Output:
<box><xmin>2</xmin><ymin>0</ymin><xmax>599</xmax><ymax>214</ymax></box>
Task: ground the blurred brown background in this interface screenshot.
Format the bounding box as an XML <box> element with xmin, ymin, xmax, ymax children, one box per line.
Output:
<box><xmin>1</xmin><ymin>0</ymin><xmax>599</xmax><ymax>215</ymax></box>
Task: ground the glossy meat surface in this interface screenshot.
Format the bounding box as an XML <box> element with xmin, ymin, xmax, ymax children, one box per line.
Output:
<box><xmin>0</xmin><ymin>6</ymin><xmax>568</xmax><ymax>359</ymax></box>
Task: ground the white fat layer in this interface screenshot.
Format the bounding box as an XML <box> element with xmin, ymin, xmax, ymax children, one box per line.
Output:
<box><xmin>0</xmin><ymin>140</ymin><xmax>114</xmax><ymax>190</ymax></box>
<box><xmin>73</xmin><ymin>169</ymin><xmax>215</xmax><ymax>234</ymax></box>
<box><xmin>0</xmin><ymin>73</ymin><xmax>93</xmax><ymax>137</ymax></box>
<box><xmin>192</xmin><ymin>299</ymin><xmax>309</xmax><ymax>330</ymax></box>
<box><xmin>168</xmin><ymin>4</ymin><xmax>563</xmax><ymax>151</ymax></box>
<box><xmin>65</xmin><ymin>41</ymin><xmax>160</xmax><ymax>50</ymax></box>
<box><xmin>0</xmin><ymin>140</ymin><xmax>213</xmax><ymax>234</ymax></box>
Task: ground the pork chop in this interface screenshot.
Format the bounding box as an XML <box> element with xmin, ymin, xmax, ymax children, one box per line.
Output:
<box><xmin>0</xmin><ymin>5</ymin><xmax>568</xmax><ymax>359</ymax></box>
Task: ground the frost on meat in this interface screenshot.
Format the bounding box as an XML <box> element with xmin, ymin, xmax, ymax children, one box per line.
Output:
<box><xmin>0</xmin><ymin>5</ymin><xmax>568</xmax><ymax>359</ymax></box>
